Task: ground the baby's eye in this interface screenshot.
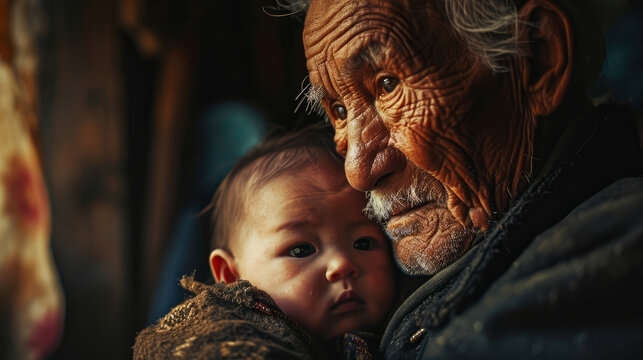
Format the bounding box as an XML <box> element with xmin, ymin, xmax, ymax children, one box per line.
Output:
<box><xmin>354</xmin><ymin>237</ymin><xmax>374</xmax><ymax>250</ymax></box>
<box><xmin>287</xmin><ymin>244</ymin><xmax>316</xmax><ymax>258</ymax></box>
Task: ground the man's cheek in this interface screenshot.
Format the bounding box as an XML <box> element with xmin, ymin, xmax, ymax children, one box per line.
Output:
<box><xmin>389</xmin><ymin>124</ymin><xmax>444</xmax><ymax>175</ymax></box>
<box><xmin>389</xmin><ymin>125</ymin><xmax>490</xmax><ymax>227</ymax></box>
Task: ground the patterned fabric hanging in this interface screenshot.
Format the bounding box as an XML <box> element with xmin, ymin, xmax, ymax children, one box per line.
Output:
<box><xmin>0</xmin><ymin>0</ymin><xmax>64</xmax><ymax>359</ymax></box>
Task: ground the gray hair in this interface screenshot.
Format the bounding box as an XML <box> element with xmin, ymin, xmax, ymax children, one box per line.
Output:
<box><xmin>447</xmin><ymin>0</ymin><xmax>606</xmax><ymax>87</ymax></box>
<box><xmin>444</xmin><ymin>0</ymin><xmax>519</xmax><ymax>72</ymax></box>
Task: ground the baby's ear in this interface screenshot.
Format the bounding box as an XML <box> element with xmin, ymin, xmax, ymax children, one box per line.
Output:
<box><xmin>209</xmin><ymin>249</ymin><xmax>239</xmax><ymax>284</ymax></box>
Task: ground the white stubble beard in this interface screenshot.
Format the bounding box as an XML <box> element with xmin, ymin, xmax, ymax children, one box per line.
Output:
<box><xmin>363</xmin><ymin>164</ymin><xmax>474</xmax><ymax>275</ymax></box>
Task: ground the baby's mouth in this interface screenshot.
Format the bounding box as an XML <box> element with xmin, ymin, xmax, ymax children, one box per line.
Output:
<box><xmin>331</xmin><ymin>290</ymin><xmax>365</xmax><ymax>313</ymax></box>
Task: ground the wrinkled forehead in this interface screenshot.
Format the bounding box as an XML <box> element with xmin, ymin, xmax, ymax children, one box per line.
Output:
<box><xmin>304</xmin><ymin>0</ymin><xmax>419</xmax><ymax>43</ymax></box>
<box><xmin>303</xmin><ymin>0</ymin><xmax>435</xmax><ymax>92</ymax></box>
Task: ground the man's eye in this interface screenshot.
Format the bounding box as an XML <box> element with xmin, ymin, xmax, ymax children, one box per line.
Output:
<box><xmin>333</xmin><ymin>104</ymin><xmax>348</xmax><ymax>120</ymax></box>
<box><xmin>380</xmin><ymin>76</ymin><xmax>399</xmax><ymax>94</ymax></box>
<box><xmin>288</xmin><ymin>244</ymin><xmax>316</xmax><ymax>258</ymax></box>
<box><xmin>354</xmin><ymin>237</ymin><xmax>374</xmax><ymax>250</ymax></box>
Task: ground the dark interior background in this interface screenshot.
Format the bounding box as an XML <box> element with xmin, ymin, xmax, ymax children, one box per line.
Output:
<box><xmin>36</xmin><ymin>1</ymin><xmax>640</xmax><ymax>359</ymax></box>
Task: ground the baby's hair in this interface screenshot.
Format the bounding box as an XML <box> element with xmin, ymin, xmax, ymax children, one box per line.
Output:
<box><xmin>210</xmin><ymin>121</ymin><xmax>341</xmax><ymax>252</ymax></box>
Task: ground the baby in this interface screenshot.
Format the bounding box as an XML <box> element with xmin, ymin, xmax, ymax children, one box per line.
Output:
<box><xmin>134</xmin><ymin>123</ymin><xmax>396</xmax><ymax>359</ymax></box>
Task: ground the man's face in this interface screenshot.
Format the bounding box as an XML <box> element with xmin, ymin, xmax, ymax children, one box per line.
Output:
<box><xmin>303</xmin><ymin>0</ymin><xmax>533</xmax><ymax>274</ymax></box>
<box><xmin>230</xmin><ymin>159</ymin><xmax>395</xmax><ymax>340</ymax></box>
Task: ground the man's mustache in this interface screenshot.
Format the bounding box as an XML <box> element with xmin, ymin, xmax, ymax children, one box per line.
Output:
<box><xmin>363</xmin><ymin>166</ymin><xmax>444</xmax><ymax>224</ymax></box>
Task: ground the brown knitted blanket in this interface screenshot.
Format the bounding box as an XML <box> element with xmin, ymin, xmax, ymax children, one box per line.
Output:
<box><xmin>133</xmin><ymin>276</ymin><xmax>329</xmax><ymax>360</ymax></box>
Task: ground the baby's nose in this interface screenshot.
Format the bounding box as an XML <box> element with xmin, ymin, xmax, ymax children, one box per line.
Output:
<box><xmin>326</xmin><ymin>253</ymin><xmax>359</xmax><ymax>282</ymax></box>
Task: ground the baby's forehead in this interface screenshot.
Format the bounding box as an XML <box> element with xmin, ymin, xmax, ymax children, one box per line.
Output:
<box><xmin>243</xmin><ymin>157</ymin><xmax>361</xmax><ymax>220</ymax></box>
<box><xmin>250</xmin><ymin>150</ymin><xmax>345</xmax><ymax>188</ymax></box>
<box><xmin>268</xmin><ymin>160</ymin><xmax>348</xmax><ymax>194</ymax></box>
<box><xmin>230</xmin><ymin>157</ymin><xmax>354</xmax><ymax>245</ymax></box>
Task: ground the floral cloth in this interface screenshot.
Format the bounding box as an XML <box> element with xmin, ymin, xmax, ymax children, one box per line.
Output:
<box><xmin>0</xmin><ymin>0</ymin><xmax>64</xmax><ymax>359</ymax></box>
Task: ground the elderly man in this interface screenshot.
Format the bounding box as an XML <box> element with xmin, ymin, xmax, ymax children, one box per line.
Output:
<box><xmin>294</xmin><ymin>0</ymin><xmax>643</xmax><ymax>358</ymax></box>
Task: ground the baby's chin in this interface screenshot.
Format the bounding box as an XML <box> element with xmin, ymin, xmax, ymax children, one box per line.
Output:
<box><xmin>386</xmin><ymin>203</ymin><xmax>474</xmax><ymax>275</ymax></box>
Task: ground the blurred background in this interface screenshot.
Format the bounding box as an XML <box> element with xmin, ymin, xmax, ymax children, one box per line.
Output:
<box><xmin>0</xmin><ymin>0</ymin><xmax>640</xmax><ymax>359</ymax></box>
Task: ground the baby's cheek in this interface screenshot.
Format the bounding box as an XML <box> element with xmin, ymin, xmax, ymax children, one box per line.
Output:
<box><xmin>285</xmin><ymin>278</ymin><xmax>318</xmax><ymax>304</ymax></box>
<box><xmin>364</xmin><ymin>254</ymin><xmax>396</xmax><ymax>305</ymax></box>
<box><xmin>271</xmin><ymin>277</ymin><xmax>321</xmax><ymax>326</ymax></box>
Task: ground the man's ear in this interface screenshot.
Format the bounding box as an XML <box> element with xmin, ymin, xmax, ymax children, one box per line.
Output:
<box><xmin>209</xmin><ymin>249</ymin><xmax>239</xmax><ymax>284</ymax></box>
<box><xmin>516</xmin><ymin>0</ymin><xmax>573</xmax><ymax>117</ymax></box>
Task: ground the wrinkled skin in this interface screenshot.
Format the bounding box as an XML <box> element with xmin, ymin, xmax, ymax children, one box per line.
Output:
<box><xmin>303</xmin><ymin>0</ymin><xmax>536</xmax><ymax>274</ymax></box>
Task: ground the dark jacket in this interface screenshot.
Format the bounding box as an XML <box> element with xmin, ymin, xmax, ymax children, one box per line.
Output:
<box><xmin>381</xmin><ymin>103</ymin><xmax>643</xmax><ymax>359</ymax></box>
<box><xmin>133</xmin><ymin>277</ymin><xmax>381</xmax><ymax>360</ymax></box>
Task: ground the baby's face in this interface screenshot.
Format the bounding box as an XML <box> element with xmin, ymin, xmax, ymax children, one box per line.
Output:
<box><xmin>230</xmin><ymin>159</ymin><xmax>395</xmax><ymax>340</ymax></box>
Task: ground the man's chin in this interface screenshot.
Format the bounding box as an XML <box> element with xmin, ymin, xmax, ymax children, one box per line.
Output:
<box><xmin>386</xmin><ymin>204</ymin><xmax>473</xmax><ymax>276</ymax></box>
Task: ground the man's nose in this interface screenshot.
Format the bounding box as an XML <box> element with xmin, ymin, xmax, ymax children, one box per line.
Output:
<box><xmin>344</xmin><ymin>111</ymin><xmax>406</xmax><ymax>191</ymax></box>
<box><xmin>326</xmin><ymin>253</ymin><xmax>359</xmax><ymax>282</ymax></box>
